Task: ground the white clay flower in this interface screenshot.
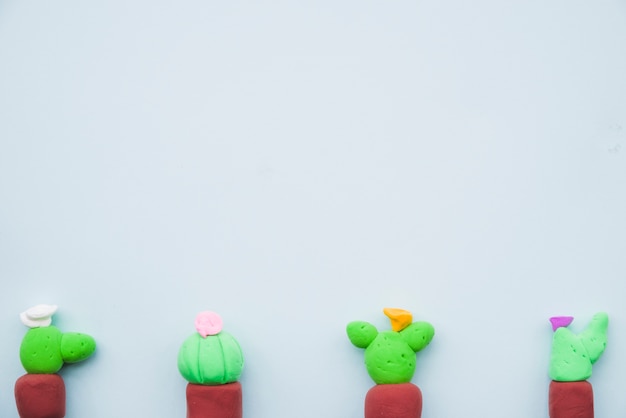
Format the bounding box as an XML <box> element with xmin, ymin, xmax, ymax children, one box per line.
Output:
<box><xmin>20</xmin><ymin>304</ymin><xmax>58</xmax><ymax>328</ymax></box>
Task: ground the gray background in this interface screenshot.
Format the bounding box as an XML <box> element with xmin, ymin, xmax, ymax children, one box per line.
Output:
<box><xmin>1</xmin><ymin>1</ymin><xmax>626</xmax><ymax>417</ymax></box>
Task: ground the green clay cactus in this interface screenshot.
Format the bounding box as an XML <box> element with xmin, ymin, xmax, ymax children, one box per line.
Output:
<box><xmin>178</xmin><ymin>311</ymin><xmax>244</xmax><ymax>385</ymax></box>
<box><xmin>347</xmin><ymin>308</ymin><xmax>434</xmax><ymax>385</ymax></box>
<box><xmin>549</xmin><ymin>312</ymin><xmax>608</xmax><ymax>382</ymax></box>
<box><xmin>19</xmin><ymin>304</ymin><xmax>96</xmax><ymax>374</ymax></box>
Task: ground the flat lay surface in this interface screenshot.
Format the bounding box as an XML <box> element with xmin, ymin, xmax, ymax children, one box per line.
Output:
<box><xmin>1</xmin><ymin>1</ymin><xmax>626</xmax><ymax>417</ymax></box>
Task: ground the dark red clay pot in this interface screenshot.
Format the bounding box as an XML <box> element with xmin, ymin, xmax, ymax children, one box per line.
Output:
<box><xmin>549</xmin><ymin>380</ymin><xmax>593</xmax><ymax>418</ymax></box>
<box><xmin>15</xmin><ymin>374</ymin><xmax>66</xmax><ymax>418</ymax></box>
<box><xmin>365</xmin><ymin>383</ymin><xmax>422</xmax><ymax>418</ymax></box>
<box><xmin>186</xmin><ymin>382</ymin><xmax>242</xmax><ymax>418</ymax></box>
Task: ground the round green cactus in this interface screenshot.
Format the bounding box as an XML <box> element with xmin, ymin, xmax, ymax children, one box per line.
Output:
<box><xmin>178</xmin><ymin>311</ymin><xmax>244</xmax><ymax>385</ymax></box>
<box><xmin>347</xmin><ymin>308</ymin><xmax>434</xmax><ymax>385</ymax></box>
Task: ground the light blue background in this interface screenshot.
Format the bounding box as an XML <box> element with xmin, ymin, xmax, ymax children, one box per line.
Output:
<box><xmin>1</xmin><ymin>1</ymin><xmax>626</xmax><ymax>417</ymax></box>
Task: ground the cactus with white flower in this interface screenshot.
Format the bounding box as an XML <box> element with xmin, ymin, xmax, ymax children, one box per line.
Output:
<box><xmin>15</xmin><ymin>304</ymin><xmax>96</xmax><ymax>418</ymax></box>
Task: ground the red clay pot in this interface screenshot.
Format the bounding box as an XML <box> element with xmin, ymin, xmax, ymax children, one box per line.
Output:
<box><xmin>15</xmin><ymin>374</ymin><xmax>66</xmax><ymax>418</ymax></box>
<box><xmin>365</xmin><ymin>383</ymin><xmax>422</xmax><ymax>418</ymax></box>
<box><xmin>549</xmin><ymin>380</ymin><xmax>594</xmax><ymax>418</ymax></box>
<box><xmin>186</xmin><ymin>382</ymin><xmax>242</xmax><ymax>418</ymax></box>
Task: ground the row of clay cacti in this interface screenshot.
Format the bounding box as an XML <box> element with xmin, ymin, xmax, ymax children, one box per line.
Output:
<box><xmin>14</xmin><ymin>305</ymin><xmax>245</xmax><ymax>418</ymax></box>
<box><xmin>347</xmin><ymin>310</ymin><xmax>609</xmax><ymax>418</ymax></box>
<box><xmin>14</xmin><ymin>305</ymin><xmax>608</xmax><ymax>418</ymax></box>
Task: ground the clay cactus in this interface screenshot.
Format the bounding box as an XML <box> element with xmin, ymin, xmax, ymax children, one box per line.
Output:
<box><xmin>347</xmin><ymin>308</ymin><xmax>434</xmax><ymax>385</ymax></box>
<box><xmin>549</xmin><ymin>313</ymin><xmax>608</xmax><ymax>382</ymax></box>
<box><xmin>548</xmin><ymin>313</ymin><xmax>608</xmax><ymax>418</ymax></box>
<box><xmin>15</xmin><ymin>304</ymin><xmax>96</xmax><ymax>418</ymax></box>
<box><xmin>347</xmin><ymin>308</ymin><xmax>434</xmax><ymax>418</ymax></box>
<box><xmin>20</xmin><ymin>326</ymin><xmax>96</xmax><ymax>374</ymax></box>
<box><xmin>178</xmin><ymin>311</ymin><xmax>244</xmax><ymax>418</ymax></box>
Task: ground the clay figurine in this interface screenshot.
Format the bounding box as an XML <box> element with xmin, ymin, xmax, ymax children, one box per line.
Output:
<box><xmin>347</xmin><ymin>308</ymin><xmax>434</xmax><ymax>418</ymax></box>
<box><xmin>548</xmin><ymin>313</ymin><xmax>608</xmax><ymax>418</ymax></box>
<box><xmin>15</xmin><ymin>304</ymin><xmax>96</xmax><ymax>418</ymax></box>
<box><xmin>178</xmin><ymin>311</ymin><xmax>244</xmax><ymax>418</ymax></box>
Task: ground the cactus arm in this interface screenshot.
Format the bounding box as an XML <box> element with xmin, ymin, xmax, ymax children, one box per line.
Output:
<box><xmin>400</xmin><ymin>321</ymin><xmax>435</xmax><ymax>353</ymax></box>
<box><xmin>60</xmin><ymin>332</ymin><xmax>97</xmax><ymax>363</ymax></box>
<box><xmin>580</xmin><ymin>312</ymin><xmax>608</xmax><ymax>364</ymax></box>
<box><xmin>346</xmin><ymin>321</ymin><xmax>378</xmax><ymax>349</ymax></box>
